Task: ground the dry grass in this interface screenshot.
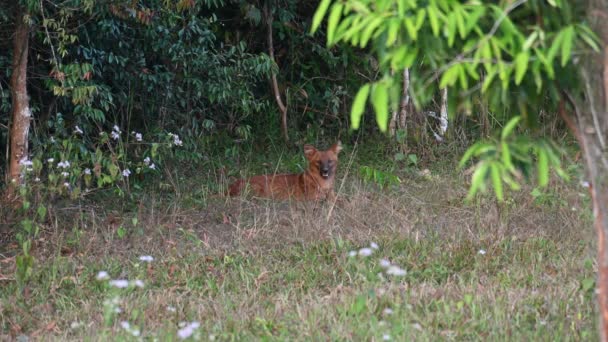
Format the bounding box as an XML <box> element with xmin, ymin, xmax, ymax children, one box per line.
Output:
<box><xmin>0</xmin><ymin>160</ymin><xmax>597</xmax><ymax>340</ymax></box>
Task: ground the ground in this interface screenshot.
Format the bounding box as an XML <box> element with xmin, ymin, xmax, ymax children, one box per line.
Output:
<box><xmin>0</xmin><ymin>147</ymin><xmax>598</xmax><ymax>340</ymax></box>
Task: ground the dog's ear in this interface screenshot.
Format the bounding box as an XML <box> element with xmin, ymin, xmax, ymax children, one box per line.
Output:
<box><xmin>303</xmin><ymin>144</ymin><xmax>317</xmax><ymax>158</ymax></box>
<box><xmin>330</xmin><ymin>141</ymin><xmax>342</xmax><ymax>154</ymax></box>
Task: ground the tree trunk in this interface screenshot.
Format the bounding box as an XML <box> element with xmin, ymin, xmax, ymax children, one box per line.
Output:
<box><xmin>264</xmin><ymin>2</ymin><xmax>288</xmax><ymax>144</ymax></box>
<box><xmin>578</xmin><ymin>2</ymin><xmax>608</xmax><ymax>338</ymax></box>
<box><xmin>6</xmin><ymin>7</ymin><xmax>31</xmax><ymax>200</ymax></box>
<box><xmin>398</xmin><ymin>68</ymin><xmax>410</xmax><ymax>131</ymax></box>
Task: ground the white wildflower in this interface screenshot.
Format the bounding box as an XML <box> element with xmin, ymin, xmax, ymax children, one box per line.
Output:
<box><xmin>74</xmin><ymin>126</ymin><xmax>83</xmax><ymax>134</ymax></box>
<box><xmin>177</xmin><ymin>322</ymin><xmax>200</xmax><ymax>340</ymax></box>
<box><xmin>478</xmin><ymin>249</ymin><xmax>487</xmax><ymax>255</ymax></box>
<box><xmin>358</xmin><ymin>248</ymin><xmax>373</xmax><ymax>257</ymax></box>
<box><xmin>379</xmin><ymin>259</ymin><xmax>391</xmax><ymax>268</ymax></box>
<box><xmin>348</xmin><ymin>251</ymin><xmax>357</xmax><ymax>257</ymax></box>
<box><xmin>581</xmin><ymin>181</ymin><xmax>590</xmax><ymax>188</ymax></box>
<box><xmin>386</xmin><ymin>265</ymin><xmax>407</xmax><ymax>276</ymax></box>
<box><xmin>122</xmin><ymin>169</ymin><xmax>131</xmax><ymax>177</ymax></box>
<box><xmin>109</xmin><ymin>279</ymin><xmax>129</xmax><ymax>288</ymax></box>
<box><xmin>143</xmin><ymin>157</ymin><xmax>151</xmax><ymax>165</ymax></box>
<box><xmin>63</xmin><ymin>182</ymin><xmax>70</xmax><ymax>188</ymax></box>
<box><xmin>149</xmin><ymin>163</ymin><xmax>156</xmax><ymax>170</ymax></box>
<box><xmin>412</xmin><ymin>323</ymin><xmax>423</xmax><ymax>331</ymax></box>
<box><xmin>111</xmin><ymin>131</ymin><xmax>120</xmax><ymax>140</ymax></box>
<box><xmin>34</xmin><ymin>177</ymin><xmax>41</xmax><ymax>182</ymax></box>
<box><xmin>135</xmin><ymin>133</ymin><xmax>143</xmax><ymax>142</ymax></box>
<box><xmin>382</xmin><ymin>308</ymin><xmax>394</xmax><ymax>315</ymax></box>
<box><xmin>113</xmin><ymin>125</ymin><xmax>120</xmax><ymax>132</ymax></box>
<box><xmin>132</xmin><ymin>279</ymin><xmax>145</xmax><ymax>288</ymax></box>
<box><xmin>139</xmin><ymin>255</ymin><xmax>154</xmax><ymax>262</ymax></box>
<box><xmin>19</xmin><ymin>158</ymin><xmax>33</xmax><ymax>166</ymax></box>
<box><xmin>57</xmin><ymin>160</ymin><xmax>70</xmax><ymax>169</ymax></box>
<box><xmin>70</xmin><ymin>321</ymin><xmax>83</xmax><ymax>329</ymax></box>
<box><xmin>120</xmin><ymin>321</ymin><xmax>141</xmax><ymax>337</ymax></box>
<box><xmin>96</xmin><ymin>271</ymin><xmax>110</xmax><ymax>280</ymax></box>
<box><xmin>370</xmin><ymin>242</ymin><xmax>379</xmax><ymax>249</ymax></box>
<box><xmin>84</xmin><ymin>168</ymin><xmax>91</xmax><ymax>175</ymax></box>
<box><xmin>169</xmin><ymin>133</ymin><xmax>183</xmax><ymax>146</ymax></box>
<box><xmin>383</xmin><ymin>334</ymin><xmax>391</xmax><ymax>341</ymax></box>
<box><xmin>62</xmin><ymin>172</ymin><xmax>69</xmax><ymax>177</ymax></box>
<box><xmin>167</xmin><ymin>306</ymin><xmax>177</xmax><ymax>312</ymax></box>
<box><xmin>47</xmin><ymin>158</ymin><xmax>55</xmax><ymax>163</ymax></box>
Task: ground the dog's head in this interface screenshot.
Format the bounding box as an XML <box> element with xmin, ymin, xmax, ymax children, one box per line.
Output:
<box><xmin>303</xmin><ymin>141</ymin><xmax>342</xmax><ymax>180</ymax></box>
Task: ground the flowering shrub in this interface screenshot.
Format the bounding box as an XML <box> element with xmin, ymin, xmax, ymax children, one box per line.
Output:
<box><xmin>13</xmin><ymin>125</ymin><xmax>185</xmax><ymax>289</ymax></box>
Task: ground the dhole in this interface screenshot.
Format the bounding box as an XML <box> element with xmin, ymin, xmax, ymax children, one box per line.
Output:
<box><xmin>228</xmin><ymin>142</ymin><xmax>342</xmax><ymax>201</ymax></box>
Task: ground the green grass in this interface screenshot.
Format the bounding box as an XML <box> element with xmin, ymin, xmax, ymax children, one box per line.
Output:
<box><xmin>0</xmin><ymin>143</ymin><xmax>598</xmax><ymax>341</ymax></box>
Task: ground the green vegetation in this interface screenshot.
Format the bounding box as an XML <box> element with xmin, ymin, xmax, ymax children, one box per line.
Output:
<box><xmin>0</xmin><ymin>149</ymin><xmax>597</xmax><ymax>339</ymax></box>
<box><xmin>0</xmin><ymin>0</ymin><xmax>605</xmax><ymax>340</ymax></box>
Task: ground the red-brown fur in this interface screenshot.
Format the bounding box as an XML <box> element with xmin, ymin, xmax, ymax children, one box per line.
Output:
<box><xmin>228</xmin><ymin>142</ymin><xmax>342</xmax><ymax>201</ymax></box>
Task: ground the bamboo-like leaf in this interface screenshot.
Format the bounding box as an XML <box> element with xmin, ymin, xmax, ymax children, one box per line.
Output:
<box><xmin>514</xmin><ymin>52</ymin><xmax>529</xmax><ymax>85</ymax></box>
<box><xmin>523</xmin><ymin>31</ymin><xmax>538</xmax><ymax>50</ymax></box>
<box><xmin>501</xmin><ymin>141</ymin><xmax>515</xmax><ymax>171</ymax></box>
<box><xmin>490</xmin><ymin>163</ymin><xmax>504</xmax><ymax>201</ymax></box>
<box><xmin>577</xmin><ymin>24</ymin><xmax>601</xmax><ymax>52</ymax></box>
<box><xmin>560</xmin><ymin>26</ymin><xmax>574</xmax><ymax>67</ymax></box>
<box><xmin>547</xmin><ymin>29</ymin><xmax>564</xmax><ymax>64</ymax></box>
<box><xmin>326</xmin><ymin>3</ymin><xmax>344</xmax><ymax>45</ymax></box>
<box><xmin>350</xmin><ymin>84</ymin><xmax>370</xmax><ymax>130</ymax></box>
<box><xmin>404</xmin><ymin>17</ymin><xmax>418</xmax><ymax>41</ymax></box>
<box><xmin>311</xmin><ymin>0</ymin><xmax>332</xmax><ymax>34</ymax></box>
<box><xmin>467</xmin><ymin>162</ymin><xmax>490</xmax><ymax>200</ymax></box>
<box><xmin>360</xmin><ymin>17</ymin><xmax>384</xmax><ymax>47</ymax></box>
<box><xmin>415</xmin><ymin>9</ymin><xmax>426</xmax><ymax>30</ymax></box>
<box><xmin>371</xmin><ymin>83</ymin><xmax>389</xmax><ymax>132</ymax></box>
<box><xmin>537</xmin><ymin>148</ymin><xmax>549</xmax><ymax>187</ymax></box>
<box><xmin>439</xmin><ymin>64</ymin><xmax>460</xmax><ymax>89</ymax></box>
<box><xmin>427</xmin><ymin>3</ymin><xmax>440</xmax><ymax>36</ymax></box>
<box><xmin>501</xmin><ymin>116</ymin><xmax>521</xmax><ymax>140</ymax></box>
<box><xmin>386</xmin><ymin>19</ymin><xmax>400</xmax><ymax>46</ymax></box>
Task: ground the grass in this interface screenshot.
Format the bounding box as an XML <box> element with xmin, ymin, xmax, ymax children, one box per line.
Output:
<box><xmin>0</xmin><ymin>143</ymin><xmax>598</xmax><ymax>341</ymax></box>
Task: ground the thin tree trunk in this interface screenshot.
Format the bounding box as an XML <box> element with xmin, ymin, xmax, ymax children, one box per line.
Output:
<box><xmin>398</xmin><ymin>68</ymin><xmax>410</xmax><ymax>131</ymax></box>
<box><xmin>6</xmin><ymin>7</ymin><xmax>31</xmax><ymax>200</ymax></box>
<box><xmin>575</xmin><ymin>2</ymin><xmax>608</xmax><ymax>336</ymax></box>
<box><xmin>264</xmin><ymin>2</ymin><xmax>288</xmax><ymax>144</ymax></box>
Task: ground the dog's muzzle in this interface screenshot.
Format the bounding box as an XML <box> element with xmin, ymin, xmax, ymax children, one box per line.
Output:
<box><xmin>321</xmin><ymin>168</ymin><xmax>330</xmax><ymax>179</ymax></box>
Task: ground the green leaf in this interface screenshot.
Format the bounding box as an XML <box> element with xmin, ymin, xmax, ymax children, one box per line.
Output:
<box><xmin>447</xmin><ymin>13</ymin><xmax>457</xmax><ymax>46</ymax></box>
<box><xmin>467</xmin><ymin>162</ymin><xmax>490</xmax><ymax>200</ymax></box>
<box><xmin>454</xmin><ymin>6</ymin><xmax>466</xmax><ymax>39</ymax></box>
<box><xmin>415</xmin><ymin>9</ymin><xmax>426</xmax><ymax>30</ymax></box>
<box><xmin>523</xmin><ymin>31</ymin><xmax>538</xmax><ymax>50</ymax></box>
<box><xmin>537</xmin><ymin>148</ymin><xmax>549</xmax><ymax>187</ymax></box>
<box><xmin>490</xmin><ymin>163</ymin><xmax>504</xmax><ymax>201</ymax></box>
<box><xmin>404</xmin><ymin>17</ymin><xmax>418</xmax><ymax>41</ymax></box>
<box><xmin>311</xmin><ymin>0</ymin><xmax>332</xmax><ymax>34</ymax></box>
<box><xmin>577</xmin><ymin>24</ymin><xmax>601</xmax><ymax>52</ymax></box>
<box><xmin>360</xmin><ymin>17</ymin><xmax>384</xmax><ymax>47</ymax></box>
<box><xmin>326</xmin><ymin>3</ymin><xmax>343</xmax><ymax>45</ymax></box>
<box><xmin>371</xmin><ymin>83</ymin><xmax>389</xmax><ymax>132</ymax></box>
<box><xmin>501</xmin><ymin>116</ymin><xmax>521</xmax><ymax>140</ymax></box>
<box><xmin>439</xmin><ymin>64</ymin><xmax>461</xmax><ymax>89</ymax></box>
<box><xmin>386</xmin><ymin>19</ymin><xmax>400</xmax><ymax>46</ymax></box>
<box><xmin>513</xmin><ymin>52</ymin><xmax>529</xmax><ymax>85</ymax></box>
<box><xmin>427</xmin><ymin>3</ymin><xmax>440</xmax><ymax>36</ymax></box>
<box><xmin>501</xmin><ymin>142</ymin><xmax>514</xmax><ymax>171</ymax></box>
<box><xmin>547</xmin><ymin>29</ymin><xmax>564</xmax><ymax>64</ymax></box>
<box><xmin>560</xmin><ymin>26</ymin><xmax>574</xmax><ymax>67</ymax></box>
<box><xmin>351</xmin><ymin>84</ymin><xmax>370</xmax><ymax>130</ymax></box>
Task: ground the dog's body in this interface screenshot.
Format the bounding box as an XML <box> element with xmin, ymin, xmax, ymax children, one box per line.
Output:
<box><xmin>228</xmin><ymin>142</ymin><xmax>342</xmax><ymax>201</ymax></box>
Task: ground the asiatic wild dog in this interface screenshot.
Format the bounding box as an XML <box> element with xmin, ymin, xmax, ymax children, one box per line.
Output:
<box><xmin>228</xmin><ymin>142</ymin><xmax>342</xmax><ymax>201</ymax></box>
